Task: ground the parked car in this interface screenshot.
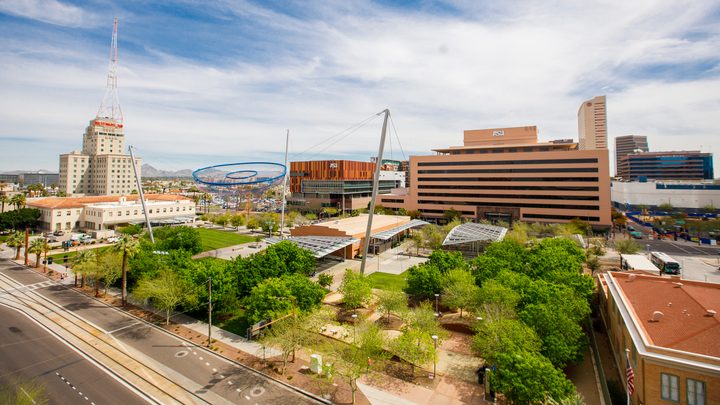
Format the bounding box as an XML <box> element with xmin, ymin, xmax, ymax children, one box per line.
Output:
<box><xmin>46</xmin><ymin>236</ymin><xmax>58</xmax><ymax>243</ymax></box>
<box><xmin>53</xmin><ymin>230</ymin><xmax>65</xmax><ymax>236</ymax></box>
<box><xmin>106</xmin><ymin>237</ymin><xmax>120</xmax><ymax>243</ymax></box>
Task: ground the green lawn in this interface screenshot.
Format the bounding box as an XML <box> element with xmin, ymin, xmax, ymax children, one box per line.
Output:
<box><xmin>196</xmin><ymin>228</ymin><xmax>255</xmax><ymax>252</ymax></box>
<box><xmin>367</xmin><ymin>271</ymin><xmax>407</xmax><ymax>291</ymax></box>
<box><xmin>213</xmin><ymin>309</ymin><xmax>249</xmax><ymax>337</ymax></box>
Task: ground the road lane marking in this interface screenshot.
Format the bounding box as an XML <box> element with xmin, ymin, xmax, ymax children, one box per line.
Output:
<box><xmin>106</xmin><ymin>321</ymin><xmax>141</xmax><ymax>335</ymax></box>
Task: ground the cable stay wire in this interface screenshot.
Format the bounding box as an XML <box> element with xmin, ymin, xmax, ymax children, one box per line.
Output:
<box><xmin>289</xmin><ymin>112</ymin><xmax>381</xmax><ymax>160</ymax></box>
<box><xmin>388</xmin><ymin>113</ymin><xmax>407</xmax><ymax>161</ymax></box>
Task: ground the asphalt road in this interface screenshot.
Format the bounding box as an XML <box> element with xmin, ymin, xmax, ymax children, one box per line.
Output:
<box><xmin>0</xmin><ymin>259</ymin><xmax>322</xmax><ymax>405</ymax></box>
<box><xmin>0</xmin><ymin>304</ymin><xmax>145</xmax><ymax>405</ymax></box>
<box><xmin>635</xmin><ymin>239</ymin><xmax>720</xmax><ymax>257</ymax></box>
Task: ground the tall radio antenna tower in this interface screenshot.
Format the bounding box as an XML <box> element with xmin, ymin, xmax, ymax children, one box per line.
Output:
<box><xmin>97</xmin><ymin>17</ymin><xmax>123</xmax><ymax>123</ymax></box>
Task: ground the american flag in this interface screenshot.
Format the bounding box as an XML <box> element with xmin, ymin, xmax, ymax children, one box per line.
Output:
<box><xmin>626</xmin><ymin>354</ymin><xmax>635</xmax><ymax>396</ymax></box>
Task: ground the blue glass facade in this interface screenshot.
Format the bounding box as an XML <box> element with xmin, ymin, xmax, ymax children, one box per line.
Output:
<box><xmin>624</xmin><ymin>153</ymin><xmax>714</xmax><ymax>181</ymax></box>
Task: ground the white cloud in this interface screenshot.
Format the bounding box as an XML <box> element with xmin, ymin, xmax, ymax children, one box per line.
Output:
<box><xmin>0</xmin><ymin>0</ymin><xmax>91</xmax><ymax>27</ymax></box>
<box><xmin>0</xmin><ymin>0</ymin><xmax>718</xmax><ymax>174</ymax></box>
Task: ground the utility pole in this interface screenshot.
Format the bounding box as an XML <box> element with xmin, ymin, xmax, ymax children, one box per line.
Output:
<box><xmin>360</xmin><ymin>109</ymin><xmax>390</xmax><ymax>275</ymax></box>
<box><xmin>207</xmin><ymin>277</ymin><xmax>212</xmax><ymax>347</ymax></box>
<box><xmin>279</xmin><ymin>129</ymin><xmax>290</xmax><ymax>239</ymax></box>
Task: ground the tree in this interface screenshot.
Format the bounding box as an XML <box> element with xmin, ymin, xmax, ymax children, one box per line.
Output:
<box><xmin>153</xmin><ymin>226</ymin><xmax>202</xmax><ymax>254</ymax></box>
<box><xmin>404</xmin><ymin>264</ymin><xmax>442</xmax><ymax>299</ymax></box>
<box><xmin>326</xmin><ymin>318</ymin><xmax>388</xmax><ymax>404</ymax></box>
<box><xmin>97</xmin><ymin>251</ymin><xmax>122</xmax><ymax>297</ymax></box>
<box><xmin>41</xmin><ymin>239</ymin><xmax>51</xmax><ymax>273</ymax></box>
<box><xmin>133</xmin><ymin>268</ymin><xmax>199</xmax><ymax>324</ymax></box>
<box><xmin>0</xmin><ymin>208</ymin><xmax>41</xmax><ymax>230</ymax></box>
<box><xmin>28</xmin><ymin>238</ymin><xmax>46</xmax><ymax>268</ymax></box>
<box><xmin>72</xmin><ymin>248</ymin><xmax>97</xmax><ymax>288</ymax></box>
<box><xmin>420</xmin><ymin>224</ymin><xmax>445</xmax><ymax>250</ymax></box>
<box><xmin>614</xmin><ymin>239</ymin><xmax>641</xmax><ymax>254</ymax></box>
<box><xmin>376</xmin><ymin>288</ymin><xmax>408</xmax><ymax>323</ymax></box>
<box><xmin>260</xmin><ymin>312</ymin><xmax>311</xmax><ymax>375</ymax></box>
<box><xmin>317</xmin><ymin>273</ymin><xmax>333</xmax><ymax>288</ymax></box>
<box><xmin>426</xmin><ymin>250</ymin><xmax>467</xmax><ymax>274</ymax></box>
<box><xmin>702</xmin><ymin>203</ymin><xmax>716</xmax><ymax>214</ymax></box>
<box><xmin>390</xmin><ymin>328</ymin><xmax>436</xmax><ymax>377</ymax></box>
<box><xmin>339</xmin><ymin>269</ymin><xmax>372</xmax><ymax>310</ymax></box>
<box><xmin>657</xmin><ymin>202</ymin><xmax>674</xmax><ymax>213</ymax></box>
<box><xmin>266</xmin><ymin>240</ymin><xmax>316</xmax><ymax>276</ymax></box>
<box><xmin>230</xmin><ymin>214</ymin><xmax>244</xmax><ymax>230</ymax></box>
<box><xmin>114</xmin><ymin>235</ymin><xmax>139</xmax><ymax>306</ymax></box>
<box><xmin>410</xmin><ymin>231</ymin><xmax>424</xmax><ymax>256</ymax></box>
<box><xmin>6</xmin><ymin>231</ymin><xmax>24</xmax><ymax>260</ymax></box>
<box><xmin>0</xmin><ymin>378</ymin><xmax>48</xmax><ymax>405</ymax></box>
<box><xmin>472</xmin><ymin>316</ymin><xmax>541</xmax><ymax>362</ymax></box>
<box><xmin>118</xmin><ymin>224</ymin><xmax>143</xmax><ymax>236</ymax></box>
<box><xmin>441</xmin><ymin>268</ymin><xmax>479</xmax><ymax>318</ymax></box>
<box><xmin>0</xmin><ymin>193</ymin><xmax>7</xmax><ymax>213</ymax></box>
<box><xmin>491</xmin><ymin>350</ymin><xmax>575</xmax><ymax>404</ymax></box>
<box><xmin>244</xmin><ymin>274</ymin><xmax>326</xmax><ymax>325</ymax></box>
<box><xmin>10</xmin><ymin>193</ymin><xmax>25</xmax><ymax>210</ymax></box>
<box><xmin>442</xmin><ymin>208</ymin><xmax>461</xmax><ymax>223</ymax></box>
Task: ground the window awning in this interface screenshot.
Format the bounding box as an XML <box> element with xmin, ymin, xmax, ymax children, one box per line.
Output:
<box><xmin>370</xmin><ymin>219</ymin><xmax>429</xmax><ymax>240</ymax></box>
<box><xmin>442</xmin><ymin>223</ymin><xmax>507</xmax><ymax>246</ymax></box>
<box><xmin>265</xmin><ymin>236</ymin><xmax>359</xmax><ymax>258</ymax></box>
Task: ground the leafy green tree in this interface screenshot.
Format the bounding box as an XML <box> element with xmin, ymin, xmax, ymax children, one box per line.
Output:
<box><xmin>244</xmin><ymin>274</ymin><xmax>325</xmax><ymax>324</ymax></box>
<box><xmin>326</xmin><ymin>318</ymin><xmax>388</xmax><ymax>404</ymax></box>
<box><xmin>404</xmin><ymin>264</ymin><xmax>442</xmax><ymax>299</ymax></box>
<box><xmin>9</xmin><ymin>193</ymin><xmax>25</xmax><ymax>210</ymax></box>
<box><xmin>266</xmin><ymin>240</ymin><xmax>316</xmax><ymax>276</ymax></box>
<box><xmin>657</xmin><ymin>202</ymin><xmax>674</xmax><ymax>213</ymax></box>
<box><xmin>614</xmin><ymin>239</ymin><xmax>641</xmax><ymax>254</ymax></box>
<box><xmin>390</xmin><ymin>327</ymin><xmax>436</xmax><ymax>377</ymax></box>
<box><xmin>114</xmin><ymin>235</ymin><xmax>140</xmax><ymax>306</ymax></box>
<box><xmin>230</xmin><ymin>214</ymin><xmax>244</xmax><ymax>229</ymax></box>
<box><xmin>339</xmin><ymin>269</ymin><xmax>372</xmax><ymax>310</ymax></box>
<box><xmin>0</xmin><ymin>208</ymin><xmax>40</xmax><ymax>230</ymax></box>
<box><xmin>475</xmin><ymin>278</ymin><xmax>521</xmax><ymax>311</ymax></box>
<box><xmin>97</xmin><ymin>251</ymin><xmax>122</xmax><ymax>297</ymax></box>
<box><xmin>420</xmin><ymin>224</ymin><xmax>445</xmax><ymax>250</ymax></box>
<box><xmin>72</xmin><ymin>248</ymin><xmax>97</xmax><ymax>288</ymax></box>
<box><xmin>153</xmin><ymin>226</ymin><xmax>202</xmax><ymax>254</ymax></box>
<box><xmin>441</xmin><ymin>268</ymin><xmax>478</xmax><ymax>318</ymax></box>
<box><xmin>491</xmin><ymin>350</ymin><xmax>575</xmax><ymax>404</ymax></box>
<box><xmin>282</xmin><ymin>273</ymin><xmax>327</xmax><ymax>312</ymax></box>
<box><xmin>191</xmin><ymin>258</ymin><xmax>240</xmax><ymax>313</ymax></box>
<box><xmin>376</xmin><ymin>288</ymin><xmax>408</xmax><ymax>323</ymax></box>
<box><xmin>260</xmin><ymin>312</ymin><xmax>312</xmax><ymax>375</ymax></box>
<box><xmin>6</xmin><ymin>230</ymin><xmax>24</xmax><ymax>260</ymax></box>
<box><xmin>408</xmin><ymin>301</ymin><xmax>447</xmax><ymax>340</ymax></box>
<box><xmin>426</xmin><ymin>250</ymin><xmax>467</xmax><ymax>274</ymax></box>
<box><xmin>118</xmin><ymin>224</ymin><xmax>143</xmax><ymax>236</ymax></box>
<box><xmin>317</xmin><ymin>273</ymin><xmax>333</xmax><ymax>288</ymax></box>
<box><xmin>0</xmin><ymin>193</ymin><xmax>7</xmax><ymax>213</ymax></box>
<box><xmin>442</xmin><ymin>208</ymin><xmax>461</xmax><ymax>223</ymax></box>
<box><xmin>472</xmin><ymin>317</ymin><xmax>541</xmax><ymax>362</ymax></box>
<box><xmin>133</xmin><ymin>268</ymin><xmax>199</xmax><ymax>324</ymax></box>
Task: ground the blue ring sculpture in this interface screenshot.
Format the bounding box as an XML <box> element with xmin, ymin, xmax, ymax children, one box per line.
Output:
<box><xmin>192</xmin><ymin>162</ymin><xmax>286</xmax><ymax>187</ymax></box>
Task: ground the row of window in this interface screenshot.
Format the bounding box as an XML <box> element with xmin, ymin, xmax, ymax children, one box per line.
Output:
<box><xmin>661</xmin><ymin>373</ymin><xmax>705</xmax><ymax>405</ymax></box>
<box><xmin>417</xmin><ymin>167</ymin><xmax>599</xmax><ymax>175</ymax></box>
<box><xmin>417</xmin><ymin>192</ymin><xmax>600</xmax><ymax>201</ymax></box>
<box><xmin>417</xmin><ymin>158</ymin><xmax>598</xmax><ymax>167</ymax></box>
<box><xmin>418</xmin><ymin>184</ymin><xmax>601</xmax><ymax>192</ymax></box>
<box><xmin>417</xmin><ymin>176</ymin><xmax>599</xmax><ymax>183</ymax></box>
<box><xmin>417</xmin><ymin>200</ymin><xmax>600</xmax><ymax>211</ymax></box>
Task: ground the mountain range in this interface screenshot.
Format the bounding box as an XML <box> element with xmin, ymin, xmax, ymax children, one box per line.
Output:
<box><xmin>141</xmin><ymin>164</ymin><xmax>194</xmax><ymax>178</ymax></box>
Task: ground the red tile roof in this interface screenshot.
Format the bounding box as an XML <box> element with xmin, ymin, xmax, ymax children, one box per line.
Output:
<box><xmin>611</xmin><ymin>272</ymin><xmax>720</xmax><ymax>358</ymax></box>
<box><xmin>28</xmin><ymin>194</ymin><xmax>190</xmax><ymax>209</ymax></box>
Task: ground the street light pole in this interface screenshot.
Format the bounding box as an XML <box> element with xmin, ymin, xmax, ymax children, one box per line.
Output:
<box><xmin>351</xmin><ymin>313</ymin><xmax>358</xmax><ymax>343</ymax></box>
<box><xmin>434</xmin><ymin>293</ymin><xmax>439</xmax><ymax>315</ymax></box>
<box><xmin>207</xmin><ymin>277</ymin><xmax>212</xmax><ymax>347</ymax></box>
<box><xmin>431</xmin><ymin>335</ymin><xmax>438</xmax><ymax>379</ymax></box>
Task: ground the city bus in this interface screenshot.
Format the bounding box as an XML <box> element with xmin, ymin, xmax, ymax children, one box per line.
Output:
<box><xmin>650</xmin><ymin>251</ymin><xmax>681</xmax><ymax>275</ymax></box>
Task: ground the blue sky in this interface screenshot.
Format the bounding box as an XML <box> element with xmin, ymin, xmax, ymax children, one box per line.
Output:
<box><xmin>0</xmin><ymin>0</ymin><xmax>719</xmax><ymax>175</ymax></box>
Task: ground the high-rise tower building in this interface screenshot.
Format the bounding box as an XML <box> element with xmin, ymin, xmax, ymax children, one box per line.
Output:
<box><xmin>614</xmin><ymin>135</ymin><xmax>649</xmax><ymax>176</ymax></box>
<box><xmin>58</xmin><ymin>18</ymin><xmax>141</xmax><ymax>196</ymax></box>
<box><xmin>578</xmin><ymin>95</ymin><xmax>607</xmax><ymax>150</ymax></box>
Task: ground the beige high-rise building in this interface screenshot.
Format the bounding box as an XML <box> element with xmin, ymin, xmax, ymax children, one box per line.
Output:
<box><xmin>578</xmin><ymin>95</ymin><xmax>607</xmax><ymax>150</ymax></box>
<box><xmin>58</xmin><ymin>19</ymin><xmax>141</xmax><ymax>196</ymax></box>
<box><xmin>58</xmin><ymin>119</ymin><xmax>141</xmax><ymax>196</ymax></box>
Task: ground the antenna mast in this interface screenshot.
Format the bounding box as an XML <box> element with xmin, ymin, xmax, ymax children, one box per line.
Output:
<box><xmin>97</xmin><ymin>17</ymin><xmax>123</xmax><ymax>123</ymax></box>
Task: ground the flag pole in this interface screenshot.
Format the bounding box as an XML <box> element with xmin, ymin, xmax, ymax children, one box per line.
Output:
<box><xmin>625</xmin><ymin>348</ymin><xmax>631</xmax><ymax>405</ymax></box>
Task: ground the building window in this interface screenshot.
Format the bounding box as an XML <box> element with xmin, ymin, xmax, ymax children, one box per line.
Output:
<box><xmin>66</xmin><ymin>211</ymin><xmax>71</xmax><ymax>216</ymax></box>
<box><xmin>687</xmin><ymin>379</ymin><xmax>705</xmax><ymax>405</ymax></box>
<box><xmin>661</xmin><ymin>373</ymin><xmax>679</xmax><ymax>402</ymax></box>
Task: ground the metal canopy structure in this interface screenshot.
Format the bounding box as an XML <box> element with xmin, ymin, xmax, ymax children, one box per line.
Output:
<box><xmin>442</xmin><ymin>223</ymin><xmax>508</xmax><ymax>246</ymax></box>
<box><xmin>265</xmin><ymin>236</ymin><xmax>359</xmax><ymax>258</ymax></box>
<box><xmin>370</xmin><ymin>219</ymin><xmax>430</xmax><ymax>241</ymax></box>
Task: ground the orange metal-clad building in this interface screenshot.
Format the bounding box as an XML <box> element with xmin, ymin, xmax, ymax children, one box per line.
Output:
<box><xmin>377</xmin><ymin>126</ymin><xmax>612</xmax><ymax>227</ymax></box>
<box><xmin>289</xmin><ymin>160</ymin><xmax>376</xmax><ymax>193</ymax></box>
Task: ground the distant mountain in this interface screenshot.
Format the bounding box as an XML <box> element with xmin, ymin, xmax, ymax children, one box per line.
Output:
<box><xmin>142</xmin><ymin>164</ymin><xmax>194</xmax><ymax>178</ymax></box>
<box><xmin>0</xmin><ymin>169</ymin><xmax>55</xmax><ymax>174</ymax></box>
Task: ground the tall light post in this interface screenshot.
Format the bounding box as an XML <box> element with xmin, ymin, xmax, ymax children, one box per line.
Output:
<box><xmin>434</xmin><ymin>293</ymin><xmax>440</xmax><ymax>315</ymax></box>
<box><xmin>351</xmin><ymin>313</ymin><xmax>358</xmax><ymax>343</ymax></box>
<box><xmin>431</xmin><ymin>334</ymin><xmax>438</xmax><ymax>380</ymax></box>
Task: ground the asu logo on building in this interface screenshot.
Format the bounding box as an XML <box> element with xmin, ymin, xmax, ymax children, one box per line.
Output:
<box><xmin>492</xmin><ymin>130</ymin><xmax>505</xmax><ymax>137</ymax></box>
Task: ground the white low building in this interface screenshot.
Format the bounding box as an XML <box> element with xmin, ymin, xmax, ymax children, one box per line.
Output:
<box><xmin>29</xmin><ymin>194</ymin><xmax>195</xmax><ymax>232</ymax></box>
<box><xmin>611</xmin><ymin>180</ymin><xmax>720</xmax><ymax>210</ymax></box>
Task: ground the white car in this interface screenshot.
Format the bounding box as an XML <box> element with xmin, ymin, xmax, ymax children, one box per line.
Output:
<box><xmin>106</xmin><ymin>237</ymin><xmax>120</xmax><ymax>243</ymax></box>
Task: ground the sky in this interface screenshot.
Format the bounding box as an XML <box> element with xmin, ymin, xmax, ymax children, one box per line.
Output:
<box><xmin>0</xmin><ymin>0</ymin><xmax>719</xmax><ymax>175</ymax></box>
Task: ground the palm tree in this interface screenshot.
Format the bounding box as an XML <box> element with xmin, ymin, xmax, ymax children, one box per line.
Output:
<box><xmin>6</xmin><ymin>231</ymin><xmax>24</xmax><ymax>260</ymax></box>
<box><xmin>28</xmin><ymin>238</ymin><xmax>46</xmax><ymax>268</ymax></box>
<box><xmin>0</xmin><ymin>193</ymin><xmax>8</xmax><ymax>213</ymax></box>
<box><xmin>114</xmin><ymin>235</ymin><xmax>139</xmax><ymax>306</ymax></box>
<box><xmin>10</xmin><ymin>193</ymin><xmax>25</xmax><ymax>210</ymax></box>
<box><xmin>42</xmin><ymin>239</ymin><xmax>52</xmax><ymax>273</ymax></box>
<box><xmin>73</xmin><ymin>249</ymin><xmax>96</xmax><ymax>288</ymax></box>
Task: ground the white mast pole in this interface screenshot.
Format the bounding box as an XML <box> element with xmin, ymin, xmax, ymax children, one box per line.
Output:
<box><xmin>128</xmin><ymin>145</ymin><xmax>154</xmax><ymax>244</ymax></box>
<box><xmin>279</xmin><ymin>129</ymin><xmax>290</xmax><ymax>239</ymax></box>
